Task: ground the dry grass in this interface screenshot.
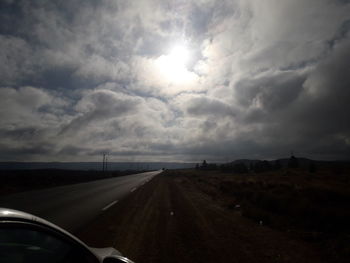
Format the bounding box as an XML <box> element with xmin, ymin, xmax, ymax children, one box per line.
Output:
<box><xmin>164</xmin><ymin>168</ymin><xmax>350</xmax><ymax>263</ymax></box>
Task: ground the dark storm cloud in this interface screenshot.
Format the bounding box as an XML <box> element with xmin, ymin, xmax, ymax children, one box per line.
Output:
<box><xmin>235</xmin><ymin>72</ymin><xmax>306</xmax><ymax>113</ymax></box>
<box><xmin>289</xmin><ymin>38</ymin><xmax>350</xmax><ymax>136</ymax></box>
<box><xmin>226</xmin><ymin>38</ymin><xmax>350</xmax><ymax>159</ymax></box>
<box><xmin>0</xmin><ymin>0</ymin><xmax>350</xmax><ymax>161</ymax></box>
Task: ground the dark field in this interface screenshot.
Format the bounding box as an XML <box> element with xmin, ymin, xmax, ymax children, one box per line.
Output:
<box><xmin>77</xmin><ymin>165</ymin><xmax>350</xmax><ymax>263</ymax></box>
<box><xmin>184</xmin><ymin>168</ymin><xmax>350</xmax><ymax>262</ymax></box>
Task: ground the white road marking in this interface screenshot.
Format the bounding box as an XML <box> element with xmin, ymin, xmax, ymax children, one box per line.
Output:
<box><xmin>130</xmin><ymin>187</ymin><xmax>137</xmax><ymax>192</ymax></box>
<box><xmin>102</xmin><ymin>200</ymin><xmax>118</xmax><ymax>211</ymax></box>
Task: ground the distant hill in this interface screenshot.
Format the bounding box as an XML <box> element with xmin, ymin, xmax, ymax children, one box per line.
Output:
<box><xmin>229</xmin><ymin>157</ymin><xmax>350</xmax><ymax>168</ymax></box>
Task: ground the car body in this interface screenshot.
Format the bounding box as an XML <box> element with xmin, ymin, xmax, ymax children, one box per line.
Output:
<box><xmin>0</xmin><ymin>208</ymin><xmax>134</xmax><ymax>263</ymax></box>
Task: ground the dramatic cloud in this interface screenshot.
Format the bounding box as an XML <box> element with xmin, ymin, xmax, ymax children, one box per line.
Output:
<box><xmin>0</xmin><ymin>0</ymin><xmax>350</xmax><ymax>162</ymax></box>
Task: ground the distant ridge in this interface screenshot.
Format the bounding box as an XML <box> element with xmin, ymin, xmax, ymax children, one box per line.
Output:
<box><xmin>229</xmin><ymin>157</ymin><xmax>350</xmax><ymax>168</ymax></box>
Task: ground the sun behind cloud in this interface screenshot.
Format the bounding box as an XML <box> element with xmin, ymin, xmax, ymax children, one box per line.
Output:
<box><xmin>155</xmin><ymin>45</ymin><xmax>195</xmax><ymax>85</ymax></box>
<box><xmin>168</xmin><ymin>46</ymin><xmax>190</xmax><ymax>67</ymax></box>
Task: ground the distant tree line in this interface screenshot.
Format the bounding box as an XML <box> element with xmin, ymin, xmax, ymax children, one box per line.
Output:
<box><xmin>195</xmin><ymin>155</ymin><xmax>318</xmax><ymax>174</ymax></box>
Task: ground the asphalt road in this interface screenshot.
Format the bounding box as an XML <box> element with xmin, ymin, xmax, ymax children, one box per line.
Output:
<box><xmin>0</xmin><ymin>170</ymin><xmax>161</xmax><ymax>232</ymax></box>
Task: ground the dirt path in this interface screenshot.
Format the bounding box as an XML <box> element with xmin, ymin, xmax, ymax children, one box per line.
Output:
<box><xmin>77</xmin><ymin>174</ymin><xmax>324</xmax><ymax>263</ymax></box>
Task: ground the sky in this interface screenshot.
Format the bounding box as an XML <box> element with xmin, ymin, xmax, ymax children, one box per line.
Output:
<box><xmin>0</xmin><ymin>0</ymin><xmax>350</xmax><ymax>162</ymax></box>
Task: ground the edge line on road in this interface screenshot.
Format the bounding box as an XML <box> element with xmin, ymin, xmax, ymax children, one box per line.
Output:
<box><xmin>102</xmin><ymin>200</ymin><xmax>118</xmax><ymax>211</ymax></box>
<box><xmin>130</xmin><ymin>187</ymin><xmax>137</xmax><ymax>192</ymax></box>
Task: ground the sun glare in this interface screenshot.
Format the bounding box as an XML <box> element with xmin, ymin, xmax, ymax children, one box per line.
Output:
<box><xmin>156</xmin><ymin>45</ymin><xmax>193</xmax><ymax>85</ymax></box>
<box><xmin>168</xmin><ymin>46</ymin><xmax>189</xmax><ymax>67</ymax></box>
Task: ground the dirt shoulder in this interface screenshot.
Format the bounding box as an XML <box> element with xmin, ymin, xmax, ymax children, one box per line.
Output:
<box><xmin>76</xmin><ymin>171</ymin><xmax>327</xmax><ymax>263</ymax></box>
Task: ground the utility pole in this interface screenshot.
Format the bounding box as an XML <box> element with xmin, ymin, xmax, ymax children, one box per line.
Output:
<box><xmin>102</xmin><ymin>153</ymin><xmax>108</xmax><ymax>173</ymax></box>
<box><xmin>102</xmin><ymin>153</ymin><xmax>106</xmax><ymax>173</ymax></box>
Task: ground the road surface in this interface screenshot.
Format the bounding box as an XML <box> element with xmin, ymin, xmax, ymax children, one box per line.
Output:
<box><xmin>0</xmin><ymin>170</ymin><xmax>161</xmax><ymax>232</ymax></box>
